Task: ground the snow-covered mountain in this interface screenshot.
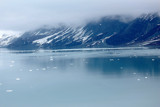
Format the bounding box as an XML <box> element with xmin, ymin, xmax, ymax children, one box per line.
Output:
<box><xmin>0</xmin><ymin>30</ymin><xmax>21</xmax><ymax>47</ymax></box>
<box><xmin>1</xmin><ymin>13</ymin><xmax>160</xmax><ymax>49</ymax></box>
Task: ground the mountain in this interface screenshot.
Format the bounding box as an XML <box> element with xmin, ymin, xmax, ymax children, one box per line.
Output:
<box><xmin>0</xmin><ymin>31</ymin><xmax>21</xmax><ymax>47</ymax></box>
<box><xmin>2</xmin><ymin>13</ymin><xmax>160</xmax><ymax>49</ymax></box>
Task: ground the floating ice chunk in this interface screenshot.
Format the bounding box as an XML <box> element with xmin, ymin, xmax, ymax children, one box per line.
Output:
<box><xmin>42</xmin><ymin>68</ymin><xmax>46</xmax><ymax>71</ymax></box>
<box><xmin>145</xmin><ymin>77</ymin><xmax>148</xmax><ymax>79</ymax></box>
<box><xmin>6</xmin><ymin>90</ymin><xmax>13</xmax><ymax>93</ymax></box>
<box><xmin>29</xmin><ymin>69</ymin><xmax>33</xmax><ymax>72</ymax></box>
<box><xmin>36</xmin><ymin>69</ymin><xmax>39</xmax><ymax>71</ymax></box>
<box><xmin>10</xmin><ymin>60</ymin><xmax>15</xmax><ymax>63</ymax></box>
<box><xmin>9</xmin><ymin>65</ymin><xmax>13</xmax><ymax>67</ymax></box>
<box><xmin>152</xmin><ymin>59</ymin><xmax>155</xmax><ymax>61</ymax></box>
<box><xmin>50</xmin><ymin>58</ymin><xmax>53</xmax><ymax>61</ymax></box>
<box><xmin>109</xmin><ymin>59</ymin><xmax>114</xmax><ymax>61</ymax></box>
<box><xmin>50</xmin><ymin>56</ymin><xmax>53</xmax><ymax>59</ymax></box>
<box><xmin>133</xmin><ymin>72</ymin><xmax>136</xmax><ymax>75</ymax></box>
<box><xmin>117</xmin><ymin>59</ymin><xmax>120</xmax><ymax>61</ymax></box>
<box><xmin>137</xmin><ymin>78</ymin><xmax>141</xmax><ymax>81</ymax></box>
<box><xmin>0</xmin><ymin>83</ymin><xmax>2</xmax><ymax>86</ymax></box>
<box><xmin>53</xmin><ymin>67</ymin><xmax>57</xmax><ymax>69</ymax></box>
<box><xmin>16</xmin><ymin>78</ymin><xmax>20</xmax><ymax>81</ymax></box>
<box><xmin>120</xmin><ymin>67</ymin><xmax>123</xmax><ymax>69</ymax></box>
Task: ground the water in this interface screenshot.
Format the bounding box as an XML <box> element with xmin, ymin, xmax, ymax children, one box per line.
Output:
<box><xmin>0</xmin><ymin>48</ymin><xmax>160</xmax><ymax>107</ymax></box>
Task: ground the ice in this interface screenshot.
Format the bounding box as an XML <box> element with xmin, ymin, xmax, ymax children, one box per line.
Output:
<box><xmin>53</xmin><ymin>67</ymin><xmax>57</xmax><ymax>69</ymax></box>
<box><xmin>50</xmin><ymin>58</ymin><xmax>53</xmax><ymax>61</ymax></box>
<box><xmin>133</xmin><ymin>72</ymin><xmax>136</xmax><ymax>75</ymax></box>
<box><xmin>137</xmin><ymin>78</ymin><xmax>141</xmax><ymax>81</ymax></box>
<box><xmin>16</xmin><ymin>78</ymin><xmax>21</xmax><ymax>81</ymax></box>
<box><xmin>6</xmin><ymin>90</ymin><xmax>13</xmax><ymax>93</ymax></box>
<box><xmin>120</xmin><ymin>67</ymin><xmax>123</xmax><ymax>70</ymax></box>
<box><xmin>109</xmin><ymin>59</ymin><xmax>114</xmax><ymax>61</ymax></box>
<box><xmin>145</xmin><ymin>77</ymin><xmax>148</xmax><ymax>79</ymax></box>
<box><xmin>29</xmin><ymin>69</ymin><xmax>33</xmax><ymax>72</ymax></box>
<box><xmin>9</xmin><ymin>65</ymin><xmax>13</xmax><ymax>67</ymax></box>
<box><xmin>42</xmin><ymin>68</ymin><xmax>46</xmax><ymax>71</ymax></box>
<box><xmin>10</xmin><ymin>60</ymin><xmax>15</xmax><ymax>63</ymax></box>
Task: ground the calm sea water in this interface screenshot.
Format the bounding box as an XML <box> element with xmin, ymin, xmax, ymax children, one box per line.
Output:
<box><xmin>0</xmin><ymin>48</ymin><xmax>160</xmax><ymax>107</ymax></box>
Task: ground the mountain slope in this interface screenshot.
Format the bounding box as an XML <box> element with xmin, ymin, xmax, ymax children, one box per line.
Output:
<box><xmin>4</xmin><ymin>13</ymin><xmax>160</xmax><ymax>49</ymax></box>
<box><xmin>0</xmin><ymin>31</ymin><xmax>21</xmax><ymax>47</ymax></box>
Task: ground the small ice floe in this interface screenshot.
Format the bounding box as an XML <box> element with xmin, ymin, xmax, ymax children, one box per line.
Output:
<box><xmin>152</xmin><ymin>59</ymin><xmax>155</xmax><ymax>61</ymax></box>
<box><xmin>50</xmin><ymin>56</ymin><xmax>54</xmax><ymax>61</ymax></box>
<box><xmin>53</xmin><ymin>67</ymin><xmax>57</xmax><ymax>69</ymax></box>
<box><xmin>29</xmin><ymin>69</ymin><xmax>33</xmax><ymax>72</ymax></box>
<box><xmin>133</xmin><ymin>72</ymin><xmax>136</xmax><ymax>75</ymax></box>
<box><xmin>0</xmin><ymin>83</ymin><xmax>2</xmax><ymax>86</ymax></box>
<box><xmin>9</xmin><ymin>65</ymin><xmax>13</xmax><ymax>67</ymax></box>
<box><xmin>145</xmin><ymin>77</ymin><xmax>148</xmax><ymax>79</ymax></box>
<box><xmin>50</xmin><ymin>56</ymin><xmax>53</xmax><ymax>59</ymax></box>
<box><xmin>6</xmin><ymin>90</ymin><xmax>13</xmax><ymax>93</ymax></box>
<box><xmin>109</xmin><ymin>59</ymin><xmax>114</xmax><ymax>61</ymax></box>
<box><xmin>70</xmin><ymin>63</ymin><xmax>73</xmax><ymax>66</ymax></box>
<box><xmin>137</xmin><ymin>78</ymin><xmax>141</xmax><ymax>81</ymax></box>
<box><xmin>134</xmin><ymin>55</ymin><xmax>137</xmax><ymax>58</ymax></box>
<box><xmin>36</xmin><ymin>69</ymin><xmax>39</xmax><ymax>71</ymax></box>
<box><xmin>120</xmin><ymin>67</ymin><xmax>123</xmax><ymax>70</ymax></box>
<box><xmin>10</xmin><ymin>60</ymin><xmax>15</xmax><ymax>63</ymax></box>
<box><xmin>42</xmin><ymin>68</ymin><xmax>46</xmax><ymax>71</ymax></box>
<box><xmin>50</xmin><ymin>58</ymin><xmax>53</xmax><ymax>61</ymax></box>
<box><xmin>117</xmin><ymin>59</ymin><xmax>120</xmax><ymax>61</ymax></box>
<box><xmin>16</xmin><ymin>78</ymin><xmax>20</xmax><ymax>81</ymax></box>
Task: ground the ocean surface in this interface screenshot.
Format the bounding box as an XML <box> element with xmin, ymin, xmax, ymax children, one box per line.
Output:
<box><xmin>0</xmin><ymin>47</ymin><xmax>160</xmax><ymax>107</ymax></box>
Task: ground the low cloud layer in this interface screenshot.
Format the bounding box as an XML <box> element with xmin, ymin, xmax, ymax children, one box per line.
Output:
<box><xmin>0</xmin><ymin>0</ymin><xmax>160</xmax><ymax>31</ymax></box>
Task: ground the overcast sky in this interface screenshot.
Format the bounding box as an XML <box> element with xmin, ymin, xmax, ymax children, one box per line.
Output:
<box><xmin>0</xmin><ymin>0</ymin><xmax>160</xmax><ymax>31</ymax></box>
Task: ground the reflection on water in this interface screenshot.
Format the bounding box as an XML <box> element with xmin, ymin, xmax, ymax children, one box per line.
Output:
<box><xmin>0</xmin><ymin>48</ymin><xmax>160</xmax><ymax>107</ymax></box>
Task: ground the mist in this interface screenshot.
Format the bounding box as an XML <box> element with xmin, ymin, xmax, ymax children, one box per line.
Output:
<box><xmin>0</xmin><ymin>0</ymin><xmax>160</xmax><ymax>31</ymax></box>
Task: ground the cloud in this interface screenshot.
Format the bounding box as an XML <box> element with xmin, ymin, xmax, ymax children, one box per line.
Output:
<box><xmin>0</xmin><ymin>0</ymin><xmax>160</xmax><ymax>31</ymax></box>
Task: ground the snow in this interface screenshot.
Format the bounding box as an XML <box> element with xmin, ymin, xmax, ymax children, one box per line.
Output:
<box><xmin>142</xmin><ymin>39</ymin><xmax>160</xmax><ymax>45</ymax></box>
<box><xmin>102</xmin><ymin>34</ymin><xmax>114</xmax><ymax>43</ymax></box>
<box><xmin>73</xmin><ymin>27</ymin><xmax>86</xmax><ymax>41</ymax></box>
<box><xmin>0</xmin><ymin>30</ymin><xmax>21</xmax><ymax>47</ymax></box>
<box><xmin>97</xmin><ymin>33</ymin><xmax>103</xmax><ymax>36</ymax></box>
<box><xmin>82</xmin><ymin>36</ymin><xmax>89</xmax><ymax>42</ymax></box>
<box><xmin>33</xmin><ymin>31</ymin><xmax>63</xmax><ymax>45</ymax></box>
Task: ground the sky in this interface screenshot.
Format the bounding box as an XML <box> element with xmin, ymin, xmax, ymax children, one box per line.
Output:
<box><xmin>0</xmin><ymin>0</ymin><xmax>160</xmax><ymax>31</ymax></box>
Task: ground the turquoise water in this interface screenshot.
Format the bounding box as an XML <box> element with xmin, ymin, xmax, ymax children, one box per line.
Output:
<box><xmin>0</xmin><ymin>48</ymin><xmax>160</xmax><ymax>107</ymax></box>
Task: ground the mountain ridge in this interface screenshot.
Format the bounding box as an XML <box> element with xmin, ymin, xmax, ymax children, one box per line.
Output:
<box><xmin>0</xmin><ymin>13</ymin><xmax>160</xmax><ymax>49</ymax></box>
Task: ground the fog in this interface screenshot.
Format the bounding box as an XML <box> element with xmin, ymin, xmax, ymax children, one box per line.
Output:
<box><xmin>0</xmin><ymin>0</ymin><xmax>160</xmax><ymax>31</ymax></box>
